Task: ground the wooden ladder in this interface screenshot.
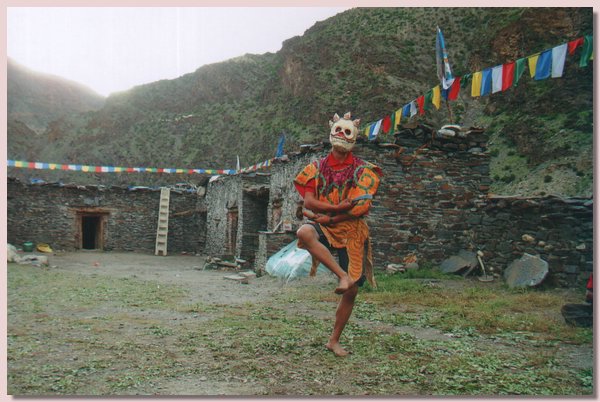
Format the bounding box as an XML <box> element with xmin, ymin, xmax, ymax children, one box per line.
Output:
<box><xmin>155</xmin><ymin>187</ymin><xmax>170</xmax><ymax>256</ymax></box>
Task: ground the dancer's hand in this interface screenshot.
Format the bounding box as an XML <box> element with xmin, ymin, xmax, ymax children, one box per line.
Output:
<box><xmin>314</xmin><ymin>214</ymin><xmax>334</xmax><ymax>225</ymax></box>
<box><xmin>336</xmin><ymin>198</ymin><xmax>354</xmax><ymax>211</ymax></box>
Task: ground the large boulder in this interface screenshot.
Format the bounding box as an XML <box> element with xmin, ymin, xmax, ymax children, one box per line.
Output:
<box><xmin>504</xmin><ymin>253</ymin><xmax>549</xmax><ymax>288</ymax></box>
<box><xmin>561</xmin><ymin>303</ymin><xmax>593</xmax><ymax>327</ymax></box>
<box><xmin>440</xmin><ymin>250</ymin><xmax>478</xmax><ymax>274</ymax></box>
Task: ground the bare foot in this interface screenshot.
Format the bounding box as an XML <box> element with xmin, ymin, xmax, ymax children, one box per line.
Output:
<box><xmin>326</xmin><ymin>341</ymin><xmax>350</xmax><ymax>357</ymax></box>
<box><xmin>334</xmin><ymin>275</ymin><xmax>353</xmax><ymax>294</ymax></box>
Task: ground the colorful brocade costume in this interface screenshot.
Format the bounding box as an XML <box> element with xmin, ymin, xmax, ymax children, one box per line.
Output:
<box><xmin>294</xmin><ymin>153</ymin><xmax>383</xmax><ymax>287</ymax></box>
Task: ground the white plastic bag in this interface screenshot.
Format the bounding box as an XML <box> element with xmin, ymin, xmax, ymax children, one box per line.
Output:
<box><xmin>266</xmin><ymin>240</ymin><xmax>327</xmax><ymax>282</ymax></box>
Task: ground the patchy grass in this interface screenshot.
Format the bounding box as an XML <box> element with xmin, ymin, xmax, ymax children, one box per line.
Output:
<box><xmin>7</xmin><ymin>264</ymin><xmax>593</xmax><ymax>396</ymax></box>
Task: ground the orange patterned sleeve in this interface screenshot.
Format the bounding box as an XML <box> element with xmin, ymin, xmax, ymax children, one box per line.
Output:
<box><xmin>346</xmin><ymin>164</ymin><xmax>381</xmax><ymax>217</ymax></box>
<box><xmin>294</xmin><ymin>162</ymin><xmax>319</xmax><ymax>199</ymax></box>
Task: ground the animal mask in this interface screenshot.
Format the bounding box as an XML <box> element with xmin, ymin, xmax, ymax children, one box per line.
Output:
<box><xmin>329</xmin><ymin>112</ymin><xmax>361</xmax><ymax>152</ymax></box>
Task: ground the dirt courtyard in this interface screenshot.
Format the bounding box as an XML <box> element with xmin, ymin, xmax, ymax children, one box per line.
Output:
<box><xmin>7</xmin><ymin>250</ymin><xmax>594</xmax><ymax>396</ymax></box>
<box><xmin>49</xmin><ymin>250</ymin><xmax>292</xmax><ymax>305</ymax></box>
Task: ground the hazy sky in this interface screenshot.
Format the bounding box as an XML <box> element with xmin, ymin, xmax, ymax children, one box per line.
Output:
<box><xmin>7</xmin><ymin>7</ymin><xmax>348</xmax><ymax>97</ymax></box>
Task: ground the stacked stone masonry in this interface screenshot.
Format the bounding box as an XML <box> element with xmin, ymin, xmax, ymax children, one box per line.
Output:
<box><xmin>7</xmin><ymin>178</ymin><xmax>205</xmax><ymax>254</ymax></box>
<box><xmin>6</xmin><ymin>128</ymin><xmax>592</xmax><ymax>287</ymax></box>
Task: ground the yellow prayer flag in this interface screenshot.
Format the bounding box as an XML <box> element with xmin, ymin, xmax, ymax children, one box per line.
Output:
<box><xmin>471</xmin><ymin>72</ymin><xmax>482</xmax><ymax>97</ymax></box>
<box><xmin>394</xmin><ymin>109</ymin><xmax>402</xmax><ymax>127</ymax></box>
<box><xmin>364</xmin><ymin>127</ymin><xmax>370</xmax><ymax>137</ymax></box>
<box><xmin>432</xmin><ymin>86</ymin><xmax>441</xmax><ymax>110</ymax></box>
<box><xmin>49</xmin><ymin>163</ymin><xmax>57</xmax><ymax>170</ymax></box>
<box><xmin>528</xmin><ymin>54</ymin><xmax>539</xmax><ymax>78</ymax></box>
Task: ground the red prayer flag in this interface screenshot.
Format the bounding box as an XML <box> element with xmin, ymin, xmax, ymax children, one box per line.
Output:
<box><xmin>382</xmin><ymin>115</ymin><xmax>392</xmax><ymax>133</ymax></box>
<box><xmin>502</xmin><ymin>62</ymin><xmax>515</xmax><ymax>91</ymax></box>
<box><xmin>416</xmin><ymin>96</ymin><xmax>425</xmax><ymax>115</ymax></box>
<box><xmin>568</xmin><ymin>37</ymin><xmax>584</xmax><ymax>55</ymax></box>
<box><xmin>447</xmin><ymin>77</ymin><xmax>461</xmax><ymax>100</ymax></box>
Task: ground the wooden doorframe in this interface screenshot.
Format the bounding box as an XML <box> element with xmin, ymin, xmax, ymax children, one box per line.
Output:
<box><xmin>74</xmin><ymin>209</ymin><xmax>109</xmax><ymax>250</ymax></box>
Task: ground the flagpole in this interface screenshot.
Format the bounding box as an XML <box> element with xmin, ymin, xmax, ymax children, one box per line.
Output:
<box><xmin>437</xmin><ymin>26</ymin><xmax>455</xmax><ymax>125</ymax></box>
<box><xmin>446</xmin><ymin>98</ymin><xmax>453</xmax><ymax>124</ymax></box>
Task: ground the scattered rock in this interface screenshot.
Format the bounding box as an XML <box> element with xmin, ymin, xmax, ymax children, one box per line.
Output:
<box><xmin>7</xmin><ymin>244</ymin><xmax>22</xmax><ymax>263</ymax></box>
<box><xmin>504</xmin><ymin>253</ymin><xmax>549</xmax><ymax>288</ymax></box>
<box><xmin>440</xmin><ymin>250</ymin><xmax>477</xmax><ymax>274</ymax></box>
<box><xmin>561</xmin><ymin>303</ymin><xmax>593</xmax><ymax>327</ymax></box>
<box><xmin>521</xmin><ymin>234</ymin><xmax>535</xmax><ymax>243</ymax></box>
<box><xmin>386</xmin><ymin>264</ymin><xmax>401</xmax><ymax>273</ymax></box>
<box><xmin>440</xmin><ymin>256</ymin><xmax>469</xmax><ymax>274</ymax></box>
<box><xmin>217</xmin><ymin>261</ymin><xmax>239</xmax><ymax>269</ymax></box>
<box><xmin>386</xmin><ymin>264</ymin><xmax>405</xmax><ymax>274</ymax></box>
<box><xmin>18</xmin><ymin>255</ymin><xmax>49</xmax><ymax>266</ymax></box>
<box><xmin>223</xmin><ymin>275</ymin><xmax>249</xmax><ymax>284</ymax></box>
<box><xmin>405</xmin><ymin>262</ymin><xmax>419</xmax><ymax>270</ymax></box>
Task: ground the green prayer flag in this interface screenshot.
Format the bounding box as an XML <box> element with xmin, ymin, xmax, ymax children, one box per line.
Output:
<box><xmin>389</xmin><ymin>112</ymin><xmax>396</xmax><ymax>133</ymax></box>
<box><xmin>514</xmin><ymin>58</ymin><xmax>526</xmax><ymax>86</ymax></box>
<box><xmin>424</xmin><ymin>90</ymin><xmax>433</xmax><ymax>111</ymax></box>
<box><xmin>580</xmin><ymin>35</ymin><xmax>593</xmax><ymax>67</ymax></box>
<box><xmin>460</xmin><ymin>73</ymin><xmax>472</xmax><ymax>89</ymax></box>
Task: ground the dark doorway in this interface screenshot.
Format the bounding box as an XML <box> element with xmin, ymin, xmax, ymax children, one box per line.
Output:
<box><xmin>82</xmin><ymin>216</ymin><xmax>101</xmax><ymax>249</ymax></box>
<box><xmin>240</xmin><ymin>189</ymin><xmax>269</xmax><ymax>264</ymax></box>
<box><xmin>75</xmin><ymin>209</ymin><xmax>108</xmax><ymax>250</ymax></box>
<box><xmin>226</xmin><ymin>207</ymin><xmax>239</xmax><ymax>257</ymax></box>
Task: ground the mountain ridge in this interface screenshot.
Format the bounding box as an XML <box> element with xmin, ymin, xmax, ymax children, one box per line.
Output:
<box><xmin>7</xmin><ymin>7</ymin><xmax>593</xmax><ymax>196</ymax></box>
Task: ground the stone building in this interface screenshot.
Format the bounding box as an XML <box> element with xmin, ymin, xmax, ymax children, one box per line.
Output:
<box><xmin>7</xmin><ymin>179</ymin><xmax>205</xmax><ymax>254</ymax></box>
<box><xmin>7</xmin><ymin>126</ymin><xmax>593</xmax><ymax>287</ymax></box>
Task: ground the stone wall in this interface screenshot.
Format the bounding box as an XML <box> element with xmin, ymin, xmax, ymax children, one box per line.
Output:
<box><xmin>204</xmin><ymin>175</ymin><xmax>242</xmax><ymax>259</ymax></box>
<box><xmin>256</xmin><ymin>130</ymin><xmax>592</xmax><ymax>288</ymax></box>
<box><xmin>354</xmin><ymin>131</ymin><xmax>490</xmax><ymax>266</ymax></box>
<box><xmin>262</xmin><ymin>130</ymin><xmax>491</xmax><ymax>269</ymax></box>
<box><xmin>204</xmin><ymin>173</ymin><xmax>271</xmax><ymax>262</ymax></box>
<box><xmin>240</xmin><ymin>175</ymin><xmax>270</xmax><ymax>264</ymax></box>
<box><xmin>266</xmin><ymin>154</ymin><xmax>315</xmax><ymax>231</ymax></box>
<box><xmin>7</xmin><ymin>127</ymin><xmax>593</xmax><ymax>288</ymax></box>
<box><xmin>7</xmin><ymin>178</ymin><xmax>205</xmax><ymax>254</ymax></box>
<box><xmin>473</xmin><ymin>196</ymin><xmax>593</xmax><ymax>286</ymax></box>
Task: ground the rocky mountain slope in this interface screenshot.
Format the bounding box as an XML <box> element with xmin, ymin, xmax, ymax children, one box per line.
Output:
<box><xmin>7</xmin><ymin>7</ymin><xmax>593</xmax><ymax>196</ymax></box>
<box><xmin>8</xmin><ymin>58</ymin><xmax>105</xmax><ymax>133</ymax></box>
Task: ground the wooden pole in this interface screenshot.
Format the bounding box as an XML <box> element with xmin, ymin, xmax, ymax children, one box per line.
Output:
<box><xmin>446</xmin><ymin>99</ymin><xmax>453</xmax><ymax>124</ymax></box>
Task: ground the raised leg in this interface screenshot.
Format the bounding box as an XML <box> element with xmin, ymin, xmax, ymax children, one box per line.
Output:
<box><xmin>296</xmin><ymin>224</ymin><xmax>353</xmax><ymax>294</ymax></box>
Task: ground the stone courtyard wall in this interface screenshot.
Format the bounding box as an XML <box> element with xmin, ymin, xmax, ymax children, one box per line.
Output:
<box><xmin>7</xmin><ymin>178</ymin><xmax>204</xmax><ymax>254</ymax></box>
<box><xmin>474</xmin><ymin>196</ymin><xmax>593</xmax><ymax>286</ymax></box>
<box><xmin>257</xmin><ymin>132</ymin><xmax>592</xmax><ymax>287</ymax></box>
<box><xmin>7</xmin><ymin>129</ymin><xmax>593</xmax><ymax>288</ymax></box>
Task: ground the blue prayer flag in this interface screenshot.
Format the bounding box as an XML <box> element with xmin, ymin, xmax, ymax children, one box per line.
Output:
<box><xmin>480</xmin><ymin>68</ymin><xmax>493</xmax><ymax>96</ymax></box>
<box><xmin>535</xmin><ymin>50</ymin><xmax>552</xmax><ymax>80</ymax></box>
<box><xmin>275</xmin><ymin>133</ymin><xmax>285</xmax><ymax>157</ymax></box>
<box><xmin>402</xmin><ymin>104</ymin><xmax>411</xmax><ymax>117</ymax></box>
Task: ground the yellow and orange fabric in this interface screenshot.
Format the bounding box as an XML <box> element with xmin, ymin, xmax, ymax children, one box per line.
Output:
<box><xmin>294</xmin><ymin>153</ymin><xmax>382</xmax><ymax>287</ymax></box>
